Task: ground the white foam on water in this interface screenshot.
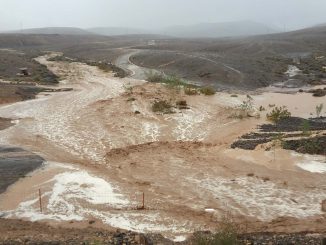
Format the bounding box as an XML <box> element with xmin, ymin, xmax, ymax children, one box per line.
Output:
<box><xmin>6</xmin><ymin>169</ymin><xmax>192</xmax><ymax>235</ymax></box>
<box><xmin>293</xmin><ymin>153</ymin><xmax>326</xmax><ymax>173</ymax></box>
<box><xmin>142</xmin><ymin>122</ymin><xmax>160</xmax><ymax>141</ymax></box>
<box><xmin>7</xmin><ymin>170</ymin><xmax>129</xmax><ymax>221</ymax></box>
<box><xmin>84</xmin><ymin>210</ymin><xmax>191</xmax><ymax>234</ymax></box>
<box><xmin>173</xmin><ymin>235</ymin><xmax>187</xmax><ymax>242</ymax></box>
<box><xmin>297</xmin><ymin>161</ymin><xmax>326</xmax><ymax>173</ymax></box>
<box><xmin>10</xmin><ymin>196</ymin><xmax>84</xmax><ymax>222</ymax></box>
<box><xmin>0</xmin><ymin>57</ymin><xmax>125</xmax><ymax>164</ymax></box>
<box><xmin>167</xmin><ymin>107</ymin><xmax>209</xmax><ymax>141</ymax></box>
<box><xmin>49</xmin><ymin>171</ymin><xmax>129</xmax><ymax>206</ymax></box>
<box><xmin>285</xmin><ymin>65</ymin><xmax>301</xmax><ymax>77</ymax></box>
<box><xmin>193</xmin><ymin>176</ymin><xmax>326</xmax><ymax>221</ymax></box>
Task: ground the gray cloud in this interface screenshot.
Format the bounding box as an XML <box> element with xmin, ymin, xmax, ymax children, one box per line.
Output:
<box><xmin>0</xmin><ymin>0</ymin><xmax>326</xmax><ymax>31</ymax></box>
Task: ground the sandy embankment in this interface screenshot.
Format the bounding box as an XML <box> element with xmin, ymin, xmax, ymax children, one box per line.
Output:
<box><xmin>0</xmin><ymin>53</ymin><xmax>325</xmax><ymax>240</ymax></box>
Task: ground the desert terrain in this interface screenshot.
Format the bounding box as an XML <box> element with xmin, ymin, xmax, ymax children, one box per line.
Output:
<box><xmin>0</xmin><ymin>28</ymin><xmax>325</xmax><ymax>244</ymax></box>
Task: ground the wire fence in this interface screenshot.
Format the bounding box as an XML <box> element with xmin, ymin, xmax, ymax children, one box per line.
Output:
<box><xmin>0</xmin><ymin>188</ymin><xmax>148</xmax><ymax>217</ymax></box>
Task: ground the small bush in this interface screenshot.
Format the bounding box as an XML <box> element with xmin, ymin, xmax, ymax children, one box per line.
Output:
<box><xmin>301</xmin><ymin>120</ymin><xmax>311</xmax><ymax>136</ymax></box>
<box><xmin>146</xmin><ymin>71</ymin><xmax>164</xmax><ymax>83</ymax></box>
<box><xmin>162</xmin><ymin>75</ymin><xmax>188</xmax><ymax>87</ymax></box>
<box><xmin>48</xmin><ymin>55</ymin><xmax>75</xmax><ymax>62</ymax></box>
<box><xmin>184</xmin><ymin>86</ymin><xmax>199</xmax><ymax>95</ymax></box>
<box><xmin>193</xmin><ymin>215</ymin><xmax>238</xmax><ymax>245</ymax></box>
<box><xmin>259</xmin><ymin>106</ymin><xmax>266</xmax><ymax>111</ymax></box>
<box><xmin>316</xmin><ymin>103</ymin><xmax>324</xmax><ymax>117</ymax></box>
<box><xmin>266</xmin><ymin>106</ymin><xmax>291</xmax><ymax>123</ymax></box>
<box><xmin>127</xmin><ymin>97</ymin><xmax>136</xmax><ymax>102</ymax></box>
<box><xmin>231</xmin><ymin>95</ymin><xmax>256</xmax><ymax>119</ymax></box>
<box><xmin>152</xmin><ymin>100</ymin><xmax>173</xmax><ymax>114</ymax></box>
<box><xmin>200</xmin><ymin>87</ymin><xmax>216</xmax><ymax>96</ymax></box>
<box><xmin>176</xmin><ymin>100</ymin><xmax>189</xmax><ymax>109</ymax></box>
<box><xmin>230</xmin><ymin>94</ymin><xmax>238</xmax><ymax>97</ymax></box>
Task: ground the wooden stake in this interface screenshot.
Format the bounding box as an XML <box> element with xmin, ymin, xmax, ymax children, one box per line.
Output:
<box><xmin>142</xmin><ymin>192</ymin><xmax>145</xmax><ymax>210</ymax></box>
<box><xmin>39</xmin><ymin>189</ymin><xmax>43</xmax><ymax>213</ymax></box>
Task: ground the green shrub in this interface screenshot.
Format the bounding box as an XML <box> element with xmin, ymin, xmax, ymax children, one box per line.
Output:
<box><xmin>152</xmin><ymin>100</ymin><xmax>173</xmax><ymax>114</ymax></box>
<box><xmin>301</xmin><ymin>120</ymin><xmax>311</xmax><ymax>136</ymax></box>
<box><xmin>193</xmin><ymin>216</ymin><xmax>238</xmax><ymax>245</ymax></box>
<box><xmin>145</xmin><ymin>71</ymin><xmax>164</xmax><ymax>83</ymax></box>
<box><xmin>184</xmin><ymin>86</ymin><xmax>198</xmax><ymax>95</ymax></box>
<box><xmin>231</xmin><ymin>95</ymin><xmax>256</xmax><ymax>119</ymax></box>
<box><xmin>266</xmin><ymin>106</ymin><xmax>291</xmax><ymax>123</ymax></box>
<box><xmin>47</xmin><ymin>55</ymin><xmax>75</xmax><ymax>62</ymax></box>
<box><xmin>200</xmin><ymin>87</ymin><xmax>216</xmax><ymax>96</ymax></box>
<box><xmin>162</xmin><ymin>75</ymin><xmax>188</xmax><ymax>87</ymax></box>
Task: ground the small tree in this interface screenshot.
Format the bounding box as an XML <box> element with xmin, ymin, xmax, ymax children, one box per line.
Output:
<box><xmin>123</xmin><ymin>82</ymin><xmax>133</xmax><ymax>95</ymax></box>
<box><xmin>236</xmin><ymin>95</ymin><xmax>254</xmax><ymax>118</ymax></box>
<box><xmin>266</xmin><ymin>106</ymin><xmax>291</xmax><ymax>123</ymax></box>
<box><xmin>272</xmin><ymin>134</ymin><xmax>283</xmax><ymax>162</ymax></box>
<box><xmin>316</xmin><ymin>103</ymin><xmax>324</xmax><ymax>117</ymax></box>
<box><xmin>301</xmin><ymin>120</ymin><xmax>311</xmax><ymax>136</ymax></box>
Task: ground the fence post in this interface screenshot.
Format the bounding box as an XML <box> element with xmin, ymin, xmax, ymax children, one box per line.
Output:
<box><xmin>39</xmin><ymin>189</ymin><xmax>43</xmax><ymax>213</ymax></box>
<box><xmin>142</xmin><ymin>192</ymin><xmax>145</xmax><ymax>209</ymax></box>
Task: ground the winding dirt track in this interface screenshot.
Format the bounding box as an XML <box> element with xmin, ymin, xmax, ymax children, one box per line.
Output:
<box><xmin>0</xmin><ymin>53</ymin><xmax>325</xmax><ymax>240</ymax></box>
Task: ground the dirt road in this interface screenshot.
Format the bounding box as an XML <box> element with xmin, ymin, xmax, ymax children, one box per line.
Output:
<box><xmin>0</xmin><ymin>53</ymin><xmax>325</xmax><ymax>241</ymax></box>
<box><xmin>114</xmin><ymin>49</ymin><xmax>161</xmax><ymax>80</ymax></box>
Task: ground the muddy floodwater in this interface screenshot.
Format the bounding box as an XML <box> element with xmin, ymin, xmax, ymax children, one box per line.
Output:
<box><xmin>0</xmin><ymin>53</ymin><xmax>325</xmax><ymax>240</ymax></box>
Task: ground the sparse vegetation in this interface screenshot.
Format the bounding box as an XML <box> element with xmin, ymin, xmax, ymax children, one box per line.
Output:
<box><xmin>282</xmin><ymin>136</ymin><xmax>325</xmax><ymax>155</ymax></box>
<box><xmin>145</xmin><ymin>71</ymin><xmax>164</xmax><ymax>83</ymax></box>
<box><xmin>48</xmin><ymin>55</ymin><xmax>75</xmax><ymax>62</ymax></box>
<box><xmin>184</xmin><ymin>86</ymin><xmax>199</xmax><ymax>95</ymax></box>
<box><xmin>316</xmin><ymin>103</ymin><xmax>324</xmax><ymax>117</ymax></box>
<box><xmin>123</xmin><ymin>83</ymin><xmax>133</xmax><ymax>95</ymax></box>
<box><xmin>272</xmin><ymin>134</ymin><xmax>283</xmax><ymax>162</ymax></box>
<box><xmin>231</xmin><ymin>95</ymin><xmax>257</xmax><ymax>119</ymax></box>
<box><xmin>200</xmin><ymin>87</ymin><xmax>216</xmax><ymax>96</ymax></box>
<box><xmin>127</xmin><ymin>97</ymin><xmax>136</xmax><ymax>102</ymax></box>
<box><xmin>266</xmin><ymin>106</ymin><xmax>291</xmax><ymax>123</ymax></box>
<box><xmin>151</xmin><ymin>100</ymin><xmax>174</xmax><ymax>114</ymax></box>
<box><xmin>162</xmin><ymin>75</ymin><xmax>189</xmax><ymax>88</ymax></box>
<box><xmin>146</xmin><ymin>72</ymin><xmax>188</xmax><ymax>87</ymax></box>
<box><xmin>85</xmin><ymin>60</ymin><xmax>127</xmax><ymax>77</ymax></box>
<box><xmin>193</xmin><ymin>215</ymin><xmax>238</xmax><ymax>245</ymax></box>
<box><xmin>301</xmin><ymin>120</ymin><xmax>311</xmax><ymax>136</ymax></box>
<box><xmin>259</xmin><ymin>106</ymin><xmax>266</xmax><ymax>111</ymax></box>
<box><xmin>310</xmin><ymin>88</ymin><xmax>326</xmax><ymax>97</ymax></box>
<box><xmin>176</xmin><ymin>100</ymin><xmax>189</xmax><ymax>109</ymax></box>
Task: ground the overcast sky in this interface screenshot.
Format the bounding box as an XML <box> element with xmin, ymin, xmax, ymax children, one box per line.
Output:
<box><xmin>0</xmin><ymin>0</ymin><xmax>326</xmax><ymax>31</ymax></box>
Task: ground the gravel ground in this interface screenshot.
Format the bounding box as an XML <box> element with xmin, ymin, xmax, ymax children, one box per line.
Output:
<box><xmin>231</xmin><ymin>117</ymin><xmax>326</xmax><ymax>152</ymax></box>
<box><xmin>259</xmin><ymin>117</ymin><xmax>326</xmax><ymax>132</ymax></box>
<box><xmin>0</xmin><ymin>219</ymin><xmax>325</xmax><ymax>244</ymax></box>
